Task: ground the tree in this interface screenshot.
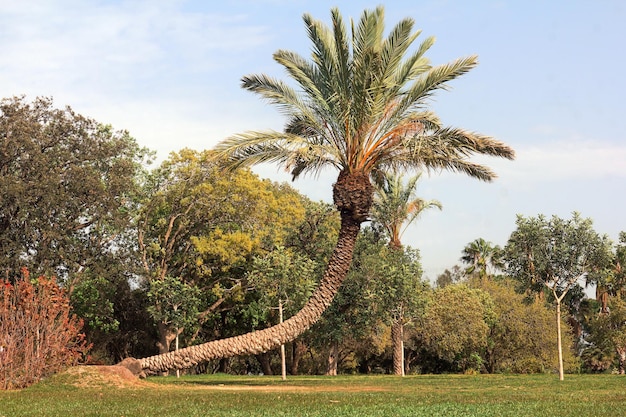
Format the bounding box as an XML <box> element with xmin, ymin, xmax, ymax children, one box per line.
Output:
<box><xmin>136</xmin><ymin>149</ymin><xmax>304</xmax><ymax>356</ymax></box>
<box><xmin>586</xmin><ymin>298</ymin><xmax>626</xmax><ymax>374</ymax></box>
<box><xmin>435</xmin><ymin>265</ymin><xmax>464</xmax><ymax>288</ymax></box>
<box><xmin>370</xmin><ymin>171</ymin><xmax>439</xmax><ymax>375</ymax></box>
<box><xmin>472</xmin><ymin>278</ymin><xmax>574</xmax><ymax>374</ymax></box>
<box><xmin>146</xmin><ymin>277</ymin><xmax>201</xmax><ymax>357</ymax></box>
<box><xmin>131</xmin><ymin>6</ymin><xmax>514</xmax><ymax>375</ymax></box>
<box><xmin>371</xmin><ymin>171</ymin><xmax>441</xmax><ymax>250</ymax></box>
<box><xmin>596</xmin><ymin>231</ymin><xmax>626</xmax><ymax>313</ymax></box>
<box><xmin>0</xmin><ymin>96</ymin><xmax>150</xmax><ymax>288</ymax></box>
<box><xmin>246</xmin><ymin>246</ymin><xmax>318</xmax><ymax>379</ymax></box>
<box><xmin>460</xmin><ymin>238</ymin><xmax>503</xmax><ymax>279</ymax></box>
<box><xmin>504</xmin><ymin>212</ymin><xmax>613</xmax><ymax>380</ymax></box>
<box><xmin>419</xmin><ymin>284</ymin><xmax>495</xmax><ymax>373</ymax></box>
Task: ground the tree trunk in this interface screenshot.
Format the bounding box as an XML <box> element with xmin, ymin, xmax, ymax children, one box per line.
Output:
<box><xmin>123</xmin><ymin>170</ymin><xmax>371</xmax><ymax>375</ymax></box>
<box><xmin>391</xmin><ymin>320</ymin><xmax>405</xmax><ymax>376</ymax></box>
<box><xmin>326</xmin><ymin>341</ymin><xmax>338</xmax><ymax>376</ymax></box>
<box><xmin>290</xmin><ymin>340</ymin><xmax>307</xmax><ymax>375</ymax></box>
<box><xmin>617</xmin><ymin>347</ymin><xmax>626</xmax><ymax>375</ymax></box>
<box><xmin>279</xmin><ymin>299</ymin><xmax>287</xmax><ymax>380</ymax></box>
<box><xmin>255</xmin><ymin>352</ymin><xmax>273</xmax><ymax>376</ymax></box>
<box><xmin>156</xmin><ymin>322</ymin><xmax>178</xmax><ymax>354</ymax></box>
<box><xmin>556</xmin><ymin>301</ymin><xmax>564</xmax><ymax>381</ymax></box>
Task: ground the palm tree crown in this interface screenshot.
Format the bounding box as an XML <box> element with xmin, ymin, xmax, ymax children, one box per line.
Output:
<box><xmin>372</xmin><ymin>171</ymin><xmax>442</xmax><ymax>249</ymax></box>
<box><xmin>214</xmin><ymin>6</ymin><xmax>514</xmax><ymax>196</ymax></box>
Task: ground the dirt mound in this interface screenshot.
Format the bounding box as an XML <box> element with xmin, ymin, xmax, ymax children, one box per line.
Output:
<box><xmin>62</xmin><ymin>365</ymin><xmax>151</xmax><ymax>389</ymax></box>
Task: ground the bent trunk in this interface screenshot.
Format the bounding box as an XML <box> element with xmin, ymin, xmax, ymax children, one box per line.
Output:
<box><xmin>127</xmin><ymin>170</ymin><xmax>372</xmax><ymax>375</ymax></box>
<box><xmin>139</xmin><ymin>215</ymin><xmax>360</xmax><ymax>374</ymax></box>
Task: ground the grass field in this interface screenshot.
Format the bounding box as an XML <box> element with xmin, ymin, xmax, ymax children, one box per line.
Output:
<box><xmin>1</xmin><ymin>368</ymin><xmax>625</xmax><ymax>417</ymax></box>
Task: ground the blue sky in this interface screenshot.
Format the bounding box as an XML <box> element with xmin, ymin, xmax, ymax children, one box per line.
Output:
<box><xmin>1</xmin><ymin>0</ymin><xmax>625</xmax><ymax>281</ymax></box>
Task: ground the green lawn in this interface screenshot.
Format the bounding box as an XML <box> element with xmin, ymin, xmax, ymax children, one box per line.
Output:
<box><xmin>1</xmin><ymin>371</ymin><xmax>625</xmax><ymax>417</ymax></box>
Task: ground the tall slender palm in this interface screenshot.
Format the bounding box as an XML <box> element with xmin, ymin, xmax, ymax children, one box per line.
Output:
<box><xmin>372</xmin><ymin>171</ymin><xmax>442</xmax><ymax>249</ymax></box>
<box><xmin>371</xmin><ymin>171</ymin><xmax>441</xmax><ymax>375</ymax></box>
<box><xmin>130</xmin><ymin>6</ymin><xmax>514</xmax><ymax>375</ymax></box>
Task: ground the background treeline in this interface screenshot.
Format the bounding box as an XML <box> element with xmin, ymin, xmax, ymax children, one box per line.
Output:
<box><xmin>2</xmin><ymin>96</ymin><xmax>625</xmax><ymax>376</ymax></box>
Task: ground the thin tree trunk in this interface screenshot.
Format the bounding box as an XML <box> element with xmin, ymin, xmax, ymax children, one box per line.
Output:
<box><xmin>391</xmin><ymin>320</ymin><xmax>405</xmax><ymax>376</ymax></box>
<box><xmin>135</xmin><ymin>214</ymin><xmax>362</xmax><ymax>375</ymax></box>
<box><xmin>279</xmin><ymin>299</ymin><xmax>286</xmax><ymax>381</ymax></box>
<box><xmin>556</xmin><ymin>300</ymin><xmax>564</xmax><ymax>381</ymax></box>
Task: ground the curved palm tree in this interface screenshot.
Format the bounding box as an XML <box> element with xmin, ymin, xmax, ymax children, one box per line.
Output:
<box><xmin>371</xmin><ymin>171</ymin><xmax>441</xmax><ymax>375</ymax></box>
<box><xmin>130</xmin><ymin>6</ymin><xmax>514</xmax><ymax>375</ymax></box>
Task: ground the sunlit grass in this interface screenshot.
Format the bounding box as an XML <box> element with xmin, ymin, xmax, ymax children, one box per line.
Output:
<box><xmin>1</xmin><ymin>372</ymin><xmax>625</xmax><ymax>417</ymax></box>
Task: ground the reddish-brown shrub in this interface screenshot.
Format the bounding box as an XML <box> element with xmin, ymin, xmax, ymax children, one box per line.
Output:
<box><xmin>0</xmin><ymin>268</ymin><xmax>90</xmax><ymax>389</ymax></box>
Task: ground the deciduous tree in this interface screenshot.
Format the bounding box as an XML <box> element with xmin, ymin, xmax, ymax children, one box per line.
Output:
<box><xmin>504</xmin><ymin>212</ymin><xmax>613</xmax><ymax>380</ymax></box>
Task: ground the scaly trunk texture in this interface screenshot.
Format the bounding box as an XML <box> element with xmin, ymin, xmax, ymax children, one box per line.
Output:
<box><xmin>391</xmin><ymin>320</ymin><xmax>405</xmax><ymax>376</ymax></box>
<box><xmin>127</xmin><ymin>171</ymin><xmax>373</xmax><ymax>375</ymax></box>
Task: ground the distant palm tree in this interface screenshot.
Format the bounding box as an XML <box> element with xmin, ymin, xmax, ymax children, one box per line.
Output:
<box><xmin>371</xmin><ymin>171</ymin><xmax>441</xmax><ymax>375</ymax></box>
<box><xmin>460</xmin><ymin>238</ymin><xmax>503</xmax><ymax>279</ymax></box>
<box><xmin>133</xmin><ymin>6</ymin><xmax>514</xmax><ymax>375</ymax></box>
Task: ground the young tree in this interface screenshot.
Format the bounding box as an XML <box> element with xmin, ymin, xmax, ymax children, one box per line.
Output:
<box><xmin>246</xmin><ymin>247</ymin><xmax>318</xmax><ymax>379</ymax></box>
<box><xmin>370</xmin><ymin>171</ymin><xmax>438</xmax><ymax>375</ymax></box>
<box><xmin>132</xmin><ymin>6</ymin><xmax>514</xmax><ymax>375</ymax></box>
<box><xmin>504</xmin><ymin>212</ymin><xmax>613</xmax><ymax>380</ymax></box>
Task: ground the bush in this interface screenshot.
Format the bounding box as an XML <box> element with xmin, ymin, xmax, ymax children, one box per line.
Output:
<box><xmin>0</xmin><ymin>268</ymin><xmax>90</xmax><ymax>389</ymax></box>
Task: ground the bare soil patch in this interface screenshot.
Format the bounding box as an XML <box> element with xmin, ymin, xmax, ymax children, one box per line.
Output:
<box><xmin>62</xmin><ymin>365</ymin><xmax>153</xmax><ymax>389</ymax></box>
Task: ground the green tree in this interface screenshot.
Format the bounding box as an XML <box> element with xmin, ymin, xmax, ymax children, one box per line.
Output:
<box><xmin>504</xmin><ymin>212</ymin><xmax>613</xmax><ymax>380</ymax></box>
<box><xmin>0</xmin><ymin>96</ymin><xmax>150</xmax><ymax>289</ymax></box>
<box><xmin>472</xmin><ymin>278</ymin><xmax>575</xmax><ymax>373</ymax></box>
<box><xmin>146</xmin><ymin>277</ymin><xmax>201</xmax><ymax>357</ymax></box>
<box><xmin>134</xmin><ymin>6</ymin><xmax>513</xmax><ymax>375</ymax></box>
<box><xmin>596</xmin><ymin>231</ymin><xmax>626</xmax><ymax>313</ymax></box>
<box><xmin>246</xmin><ymin>246</ymin><xmax>318</xmax><ymax>378</ymax></box>
<box><xmin>371</xmin><ymin>171</ymin><xmax>441</xmax><ymax>250</ymax></box>
<box><xmin>136</xmin><ymin>149</ymin><xmax>304</xmax><ymax>356</ymax></box>
<box><xmin>419</xmin><ymin>284</ymin><xmax>495</xmax><ymax>373</ymax></box>
<box><xmin>435</xmin><ymin>265</ymin><xmax>464</xmax><ymax>288</ymax></box>
<box><xmin>370</xmin><ymin>170</ymin><xmax>438</xmax><ymax>375</ymax></box>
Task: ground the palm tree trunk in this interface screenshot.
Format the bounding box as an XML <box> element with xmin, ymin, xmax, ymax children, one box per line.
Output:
<box><xmin>134</xmin><ymin>213</ymin><xmax>362</xmax><ymax>375</ymax></box>
<box><xmin>391</xmin><ymin>319</ymin><xmax>405</xmax><ymax>376</ymax></box>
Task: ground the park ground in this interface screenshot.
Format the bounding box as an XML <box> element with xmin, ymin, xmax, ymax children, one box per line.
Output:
<box><xmin>1</xmin><ymin>367</ymin><xmax>625</xmax><ymax>417</ymax></box>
